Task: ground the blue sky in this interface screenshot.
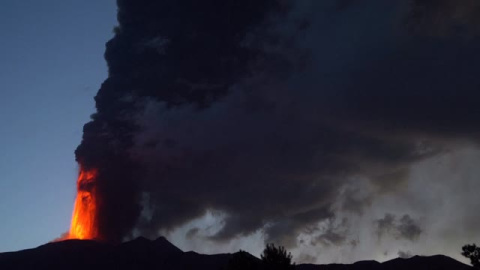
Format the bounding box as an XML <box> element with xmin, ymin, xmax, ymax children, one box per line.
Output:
<box><xmin>0</xmin><ymin>0</ymin><xmax>116</xmax><ymax>252</ymax></box>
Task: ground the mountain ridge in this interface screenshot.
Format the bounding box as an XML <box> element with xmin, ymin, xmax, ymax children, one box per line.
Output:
<box><xmin>0</xmin><ymin>237</ymin><xmax>473</xmax><ymax>270</ymax></box>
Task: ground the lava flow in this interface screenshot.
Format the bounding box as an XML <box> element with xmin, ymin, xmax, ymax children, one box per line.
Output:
<box><xmin>66</xmin><ymin>166</ymin><xmax>100</xmax><ymax>240</ymax></box>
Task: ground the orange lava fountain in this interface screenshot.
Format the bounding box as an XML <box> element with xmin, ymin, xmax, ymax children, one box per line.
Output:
<box><xmin>66</xmin><ymin>167</ymin><xmax>100</xmax><ymax>240</ymax></box>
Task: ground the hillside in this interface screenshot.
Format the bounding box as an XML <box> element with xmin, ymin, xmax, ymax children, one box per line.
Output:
<box><xmin>0</xmin><ymin>237</ymin><xmax>473</xmax><ymax>270</ymax></box>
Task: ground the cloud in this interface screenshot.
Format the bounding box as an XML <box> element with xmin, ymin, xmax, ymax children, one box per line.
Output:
<box><xmin>186</xmin><ymin>228</ymin><xmax>199</xmax><ymax>239</ymax></box>
<box><xmin>312</xmin><ymin>218</ymin><xmax>349</xmax><ymax>247</ymax></box>
<box><xmin>398</xmin><ymin>250</ymin><xmax>413</xmax><ymax>259</ymax></box>
<box><xmin>376</xmin><ymin>214</ymin><xmax>422</xmax><ymax>241</ymax></box>
<box><xmin>407</xmin><ymin>0</ymin><xmax>480</xmax><ymax>37</ymax></box>
<box><xmin>74</xmin><ymin>0</ymin><xmax>480</xmax><ymax>261</ymax></box>
<box><xmin>397</xmin><ymin>215</ymin><xmax>422</xmax><ymax>241</ymax></box>
<box><xmin>376</xmin><ymin>214</ymin><xmax>396</xmax><ymax>239</ymax></box>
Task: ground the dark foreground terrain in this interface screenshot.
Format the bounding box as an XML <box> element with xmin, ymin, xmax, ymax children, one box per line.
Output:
<box><xmin>0</xmin><ymin>237</ymin><xmax>473</xmax><ymax>270</ymax></box>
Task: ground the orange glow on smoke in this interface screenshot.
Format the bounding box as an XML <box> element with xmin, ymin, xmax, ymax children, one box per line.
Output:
<box><xmin>66</xmin><ymin>167</ymin><xmax>100</xmax><ymax>240</ymax></box>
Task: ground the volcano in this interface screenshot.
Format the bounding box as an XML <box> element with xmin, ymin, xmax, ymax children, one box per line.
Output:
<box><xmin>0</xmin><ymin>237</ymin><xmax>473</xmax><ymax>270</ymax></box>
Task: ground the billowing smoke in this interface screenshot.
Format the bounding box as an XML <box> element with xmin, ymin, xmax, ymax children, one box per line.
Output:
<box><xmin>376</xmin><ymin>214</ymin><xmax>422</xmax><ymax>241</ymax></box>
<box><xmin>76</xmin><ymin>0</ymin><xmax>480</xmax><ymax>262</ymax></box>
<box><xmin>76</xmin><ymin>0</ymin><xmax>293</xmax><ymax>243</ymax></box>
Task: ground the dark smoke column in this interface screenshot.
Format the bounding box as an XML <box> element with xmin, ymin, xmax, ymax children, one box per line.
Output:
<box><xmin>75</xmin><ymin>0</ymin><xmax>288</xmax><ymax>242</ymax></box>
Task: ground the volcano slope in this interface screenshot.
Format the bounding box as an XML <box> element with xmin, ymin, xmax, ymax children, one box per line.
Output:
<box><xmin>0</xmin><ymin>237</ymin><xmax>473</xmax><ymax>270</ymax></box>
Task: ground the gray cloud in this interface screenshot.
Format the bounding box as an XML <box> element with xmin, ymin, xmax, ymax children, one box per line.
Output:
<box><xmin>125</xmin><ymin>0</ymin><xmax>476</xmax><ymax>250</ymax></box>
<box><xmin>296</xmin><ymin>253</ymin><xmax>318</xmax><ymax>264</ymax></box>
<box><xmin>186</xmin><ymin>228</ymin><xmax>200</xmax><ymax>239</ymax></box>
<box><xmin>312</xmin><ymin>218</ymin><xmax>349</xmax><ymax>247</ymax></box>
<box><xmin>407</xmin><ymin>0</ymin><xmax>480</xmax><ymax>37</ymax></box>
<box><xmin>397</xmin><ymin>215</ymin><xmax>422</xmax><ymax>241</ymax></box>
<box><xmin>376</xmin><ymin>214</ymin><xmax>422</xmax><ymax>241</ymax></box>
<box><xmin>74</xmin><ymin>0</ymin><xmax>480</xmax><ymax>262</ymax></box>
<box><xmin>398</xmin><ymin>250</ymin><xmax>413</xmax><ymax>259</ymax></box>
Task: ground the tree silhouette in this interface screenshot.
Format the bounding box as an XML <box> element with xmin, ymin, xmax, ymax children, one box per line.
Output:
<box><xmin>261</xmin><ymin>243</ymin><xmax>295</xmax><ymax>270</ymax></box>
<box><xmin>462</xmin><ymin>244</ymin><xmax>480</xmax><ymax>268</ymax></box>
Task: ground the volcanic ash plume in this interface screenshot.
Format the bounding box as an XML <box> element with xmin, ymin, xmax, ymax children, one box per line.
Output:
<box><xmin>65</xmin><ymin>0</ymin><xmax>480</xmax><ymax>263</ymax></box>
<box><xmin>69</xmin><ymin>0</ymin><xmax>292</xmax><ymax>243</ymax></box>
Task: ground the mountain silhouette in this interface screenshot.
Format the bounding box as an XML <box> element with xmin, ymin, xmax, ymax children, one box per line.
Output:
<box><xmin>297</xmin><ymin>254</ymin><xmax>473</xmax><ymax>270</ymax></box>
<box><xmin>0</xmin><ymin>237</ymin><xmax>473</xmax><ymax>270</ymax></box>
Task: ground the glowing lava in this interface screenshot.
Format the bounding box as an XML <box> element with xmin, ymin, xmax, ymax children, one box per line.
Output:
<box><xmin>67</xmin><ymin>167</ymin><xmax>100</xmax><ymax>240</ymax></box>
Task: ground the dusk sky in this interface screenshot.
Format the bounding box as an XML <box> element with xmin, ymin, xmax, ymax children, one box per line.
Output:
<box><xmin>1</xmin><ymin>0</ymin><xmax>480</xmax><ymax>266</ymax></box>
<box><xmin>0</xmin><ymin>0</ymin><xmax>116</xmax><ymax>252</ymax></box>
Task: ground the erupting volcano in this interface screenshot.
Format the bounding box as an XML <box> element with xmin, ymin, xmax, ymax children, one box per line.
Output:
<box><xmin>66</xmin><ymin>166</ymin><xmax>101</xmax><ymax>240</ymax></box>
